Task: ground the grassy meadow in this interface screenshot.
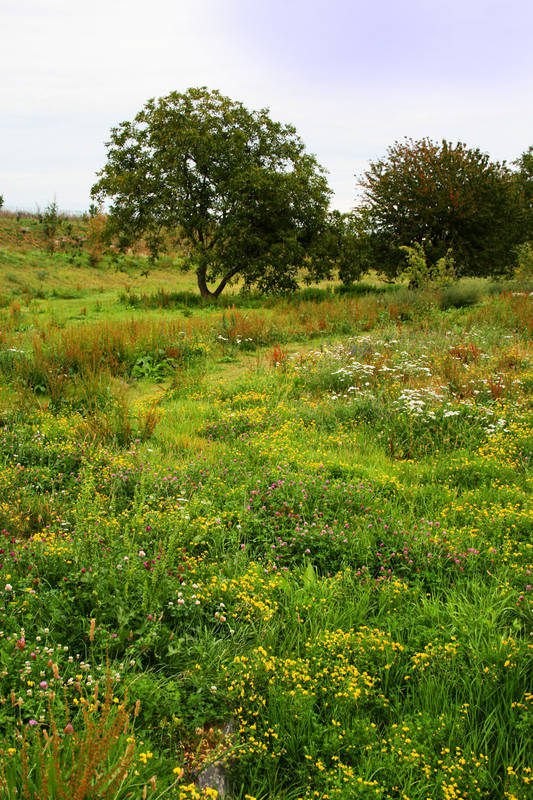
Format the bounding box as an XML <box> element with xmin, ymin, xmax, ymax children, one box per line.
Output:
<box><xmin>0</xmin><ymin>214</ymin><xmax>532</xmax><ymax>799</ymax></box>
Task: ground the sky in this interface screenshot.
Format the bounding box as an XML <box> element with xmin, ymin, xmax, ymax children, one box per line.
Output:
<box><xmin>2</xmin><ymin>0</ymin><xmax>533</xmax><ymax>213</ymax></box>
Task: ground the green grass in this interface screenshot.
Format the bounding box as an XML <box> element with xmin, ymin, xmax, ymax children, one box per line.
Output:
<box><xmin>0</xmin><ymin>237</ymin><xmax>532</xmax><ymax>799</ymax></box>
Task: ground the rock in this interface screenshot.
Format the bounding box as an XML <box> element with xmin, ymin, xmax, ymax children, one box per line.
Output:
<box><xmin>196</xmin><ymin>762</ymin><xmax>230</xmax><ymax>797</ymax></box>
<box><xmin>195</xmin><ymin>720</ymin><xmax>234</xmax><ymax>798</ymax></box>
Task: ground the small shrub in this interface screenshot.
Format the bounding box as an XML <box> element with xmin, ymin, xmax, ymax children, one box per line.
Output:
<box><xmin>439</xmin><ymin>282</ymin><xmax>480</xmax><ymax>309</ymax></box>
<box><xmin>86</xmin><ymin>212</ymin><xmax>109</xmax><ymax>266</ymax></box>
<box><xmin>401</xmin><ymin>244</ymin><xmax>456</xmax><ymax>289</ymax></box>
<box><xmin>42</xmin><ymin>201</ymin><xmax>62</xmax><ymax>255</ymax></box>
<box><xmin>515</xmin><ymin>241</ymin><xmax>533</xmax><ymax>279</ymax></box>
<box><xmin>334</xmin><ymin>281</ymin><xmax>392</xmax><ymax>296</ymax></box>
<box><xmin>433</xmin><ymin>249</ymin><xmax>456</xmax><ymax>286</ymax></box>
<box><xmin>400</xmin><ymin>243</ymin><xmax>431</xmax><ymax>288</ymax></box>
<box><xmin>487</xmin><ymin>280</ymin><xmax>505</xmax><ymax>295</ymax></box>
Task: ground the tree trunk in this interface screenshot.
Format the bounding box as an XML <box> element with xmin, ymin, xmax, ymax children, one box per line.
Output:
<box><xmin>196</xmin><ymin>265</ymin><xmax>241</xmax><ymax>300</ymax></box>
<box><xmin>196</xmin><ymin>266</ymin><xmax>216</xmax><ymax>300</ymax></box>
<box><xmin>213</xmin><ymin>267</ymin><xmax>241</xmax><ymax>298</ymax></box>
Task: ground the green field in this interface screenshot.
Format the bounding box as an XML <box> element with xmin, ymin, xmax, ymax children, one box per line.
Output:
<box><xmin>0</xmin><ymin>216</ymin><xmax>532</xmax><ymax>799</ymax></box>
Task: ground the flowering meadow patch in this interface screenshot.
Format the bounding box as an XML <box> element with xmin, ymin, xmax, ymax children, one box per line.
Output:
<box><xmin>0</xmin><ymin>283</ymin><xmax>532</xmax><ymax>798</ymax></box>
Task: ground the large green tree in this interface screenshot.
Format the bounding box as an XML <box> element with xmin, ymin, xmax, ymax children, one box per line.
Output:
<box><xmin>514</xmin><ymin>145</ymin><xmax>533</xmax><ymax>240</ymax></box>
<box><xmin>305</xmin><ymin>209</ymin><xmax>373</xmax><ymax>286</ymax></box>
<box><xmin>91</xmin><ymin>88</ymin><xmax>332</xmax><ymax>298</ymax></box>
<box><xmin>360</xmin><ymin>138</ymin><xmax>522</xmax><ymax>279</ymax></box>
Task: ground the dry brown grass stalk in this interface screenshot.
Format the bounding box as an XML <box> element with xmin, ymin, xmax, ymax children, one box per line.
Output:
<box><xmin>18</xmin><ymin>669</ymin><xmax>137</xmax><ymax>800</ymax></box>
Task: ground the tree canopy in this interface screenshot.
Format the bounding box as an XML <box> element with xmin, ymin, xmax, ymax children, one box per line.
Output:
<box><xmin>360</xmin><ymin>138</ymin><xmax>522</xmax><ymax>279</ymax></box>
<box><xmin>514</xmin><ymin>145</ymin><xmax>533</xmax><ymax>241</ymax></box>
<box><xmin>91</xmin><ymin>88</ymin><xmax>332</xmax><ymax>298</ymax></box>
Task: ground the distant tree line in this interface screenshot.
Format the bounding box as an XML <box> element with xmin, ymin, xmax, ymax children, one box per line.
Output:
<box><xmin>7</xmin><ymin>88</ymin><xmax>533</xmax><ymax>297</ymax></box>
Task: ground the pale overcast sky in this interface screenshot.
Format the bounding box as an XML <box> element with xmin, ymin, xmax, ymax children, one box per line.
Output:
<box><xmin>2</xmin><ymin>0</ymin><xmax>532</xmax><ymax>213</ymax></box>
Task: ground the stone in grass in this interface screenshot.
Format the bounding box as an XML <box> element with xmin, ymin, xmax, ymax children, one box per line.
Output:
<box><xmin>196</xmin><ymin>761</ymin><xmax>230</xmax><ymax>797</ymax></box>
<box><xmin>195</xmin><ymin>720</ymin><xmax>234</xmax><ymax>798</ymax></box>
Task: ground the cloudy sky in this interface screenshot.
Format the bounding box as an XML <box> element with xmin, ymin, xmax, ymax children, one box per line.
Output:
<box><xmin>2</xmin><ymin>0</ymin><xmax>532</xmax><ymax>213</ymax></box>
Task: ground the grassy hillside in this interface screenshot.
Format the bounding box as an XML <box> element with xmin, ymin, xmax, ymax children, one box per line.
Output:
<box><xmin>0</xmin><ymin>224</ymin><xmax>532</xmax><ymax>799</ymax></box>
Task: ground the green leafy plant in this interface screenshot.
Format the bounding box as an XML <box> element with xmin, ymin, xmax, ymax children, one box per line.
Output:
<box><xmin>515</xmin><ymin>240</ymin><xmax>533</xmax><ymax>279</ymax></box>
<box><xmin>41</xmin><ymin>201</ymin><xmax>63</xmax><ymax>255</ymax></box>
<box><xmin>400</xmin><ymin>243</ymin><xmax>456</xmax><ymax>289</ymax></box>
<box><xmin>131</xmin><ymin>353</ymin><xmax>177</xmax><ymax>381</ymax></box>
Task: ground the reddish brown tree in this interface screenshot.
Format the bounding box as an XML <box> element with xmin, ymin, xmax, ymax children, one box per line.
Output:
<box><xmin>360</xmin><ymin>138</ymin><xmax>522</xmax><ymax>279</ymax></box>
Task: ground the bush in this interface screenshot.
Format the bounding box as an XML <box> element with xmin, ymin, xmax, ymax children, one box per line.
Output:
<box><xmin>515</xmin><ymin>241</ymin><xmax>533</xmax><ymax>280</ymax></box>
<box><xmin>400</xmin><ymin>243</ymin><xmax>456</xmax><ymax>289</ymax></box>
<box><xmin>439</xmin><ymin>282</ymin><xmax>480</xmax><ymax>309</ymax></box>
